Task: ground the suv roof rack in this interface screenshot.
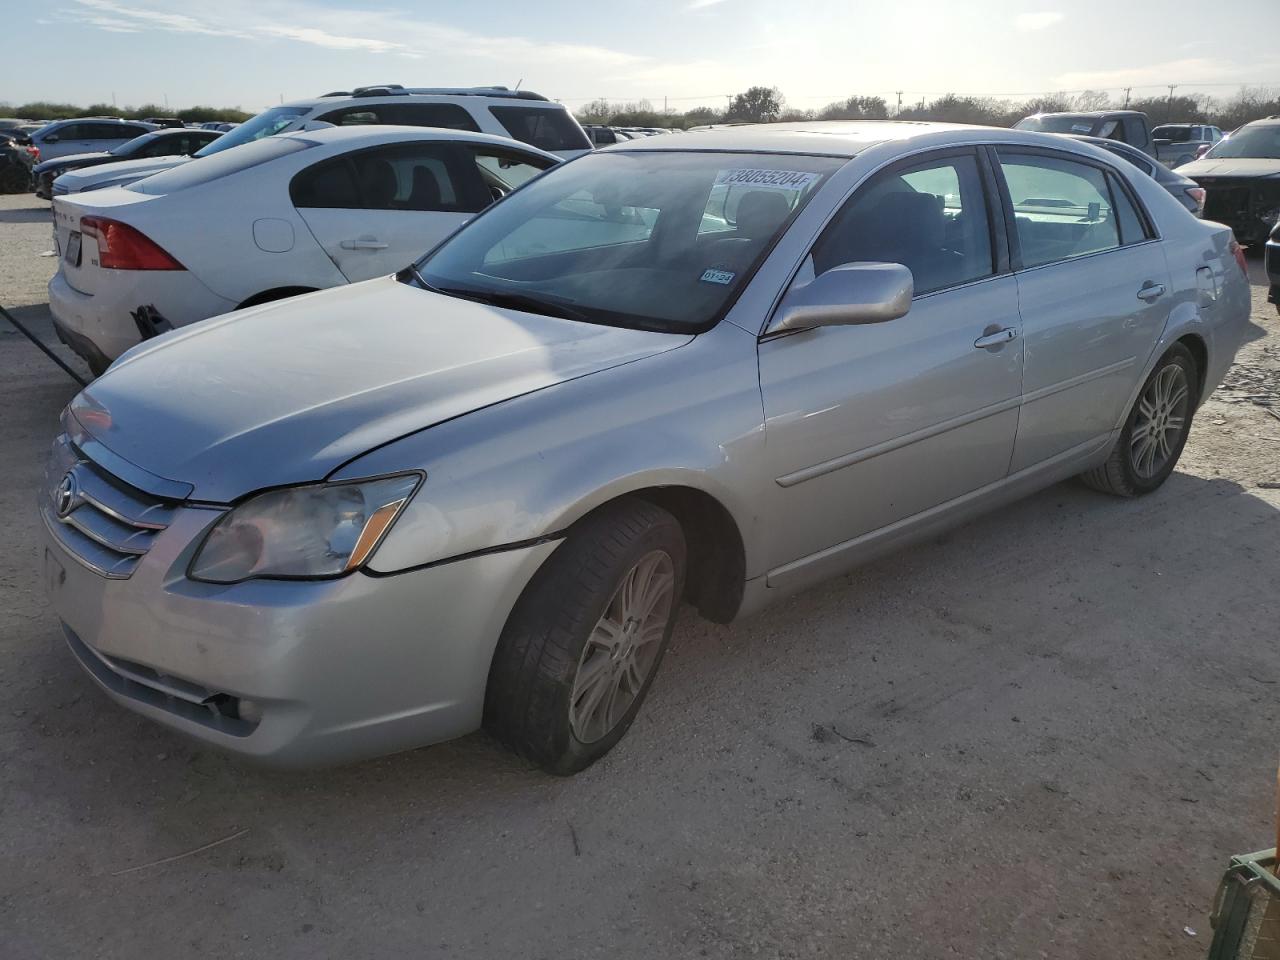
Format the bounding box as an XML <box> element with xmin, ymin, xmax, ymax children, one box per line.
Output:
<box><xmin>316</xmin><ymin>85</ymin><xmax>549</xmax><ymax>102</ymax></box>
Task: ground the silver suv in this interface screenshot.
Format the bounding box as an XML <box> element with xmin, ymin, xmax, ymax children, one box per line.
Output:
<box><xmin>53</xmin><ymin>86</ymin><xmax>590</xmax><ymax>194</ymax></box>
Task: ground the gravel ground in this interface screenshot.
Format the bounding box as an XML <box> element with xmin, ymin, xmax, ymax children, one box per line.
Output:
<box><xmin>1</xmin><ymin>192</ymin><xmax>1278</xmax><ymax>959</ymax></box>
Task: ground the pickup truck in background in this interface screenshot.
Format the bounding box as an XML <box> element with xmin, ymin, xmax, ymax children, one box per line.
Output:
<box><xmin>1014</xmin><ymin>110</ymin><xmax>1155</xmax><ymax>157</ymax></box>
<box><xmin>1152</xmin><ymin>123</ymin><xmax>1225</xmax><ymax>168</ymax></box>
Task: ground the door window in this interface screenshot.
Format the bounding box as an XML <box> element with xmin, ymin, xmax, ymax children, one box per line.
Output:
<box><xmin>317</xmin><ymin>103</ymin><xmax>481</xmax><ymax>132</ymax></box>
<box><xmin>291</xmin><ymin>143</ymin><xmax>489</xmax><ymax>212</ymax></box>
<box><xmin>810</xmin><ymin>152</ymin><xmax>995</xmax><ymax>295</ymax></box>
<box><xmin>1107</xmin><ymin>172</ymin><xmax>1152</xmax><ymax>246</ymax></box>
<box><xmin>998</xmin><ymin>152</ymin><xmax>1121</xmax><ymax>268</ymax></box>
<box><xmin>470</xmin><ymin>147</ymin><xmax>553</xmax><ymax>200</ymax></box>
<box><xmin>488</xmin><ymin>106</ymin><xmax>592</xmax><ymax>152</ymax></box>
<box><xmin>1122</xmin><ymin>117</ymin><xmax>1147</xmax><ymax>145</ymax></box>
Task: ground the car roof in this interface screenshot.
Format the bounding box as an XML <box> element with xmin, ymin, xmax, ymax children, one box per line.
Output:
<box><xmin>283</xmin><ymin>86</ymin><xmax>563</xmax><ymax>110</ymax></box>
<box><xmin>603</xmin><ymin>120</ymin><xmax>1091</xmax><ymax>158</ymax></box>
<box><xmin>1029</xmin><ymin>110</ymin><xmax>1146</xmax><ymax>119</ymax></box>
<box><xmin>278</xmin><ymin>124</ymin><xmax>560</xmax><ymax>160</ymax></box>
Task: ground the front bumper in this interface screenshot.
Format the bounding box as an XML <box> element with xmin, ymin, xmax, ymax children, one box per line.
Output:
<box><xmin>39</xmin><ymin>438</ymin><xmax>559</xmax><ymax>767</ymax></box>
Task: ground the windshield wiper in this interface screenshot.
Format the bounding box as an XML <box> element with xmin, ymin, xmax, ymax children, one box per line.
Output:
<box><xmin>432</xmin><ymin>285</ymin><xmax>593</xmax><ymax>323</ymax></box>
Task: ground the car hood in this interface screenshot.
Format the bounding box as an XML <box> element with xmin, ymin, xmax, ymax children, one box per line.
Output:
<box><xmin>35</xmin><ymin>151</ymin><xmax>112</xmax><ymax>172</ymax></box>
<box><xmin>69</xmin><ymin>278</ymin><xmax>691</xmax><ymax>502</ymax></box>
<box><xmin>56</xmin><ymin>154</ymin><xmax>188</xmax><ymax>190</ymax></box>
<box><xmin>1180</xmin><ymin>157</ymin><xmax>1280</xmax><ymax>179</ymax></box>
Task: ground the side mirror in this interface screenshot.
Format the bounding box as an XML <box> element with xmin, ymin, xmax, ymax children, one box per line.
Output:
<box><xmin>771</xmin><ymin>262</ymin><xmax>913</xmax><ymax>333</ymax></box>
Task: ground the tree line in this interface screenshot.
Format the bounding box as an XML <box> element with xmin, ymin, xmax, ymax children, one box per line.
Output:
<box><xmin>577</xmin><ymin>85</ymin><xmax>1280</xmax><ymax>131</ymax></box>
<box><xmin>1</xmin><ymin>102</ymin><xmax>253</xmax><ymax>123</ymax></box>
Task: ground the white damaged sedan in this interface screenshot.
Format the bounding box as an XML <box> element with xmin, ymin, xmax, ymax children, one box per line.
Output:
<box><xmin>40</xmin><ymin>122</ymin><xmax>1250</xmax><ymax>773</ymax></box>
<box><xmin>47</xmin><ymin>126</ymin><xmax>557</xmax><ymax>373</ymax></box>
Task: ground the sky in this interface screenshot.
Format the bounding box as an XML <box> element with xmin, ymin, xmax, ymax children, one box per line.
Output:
<box><xmin>2</xmin><ymin>0</ymin><xmax>1278</xmax><ymax>114</ymax></box>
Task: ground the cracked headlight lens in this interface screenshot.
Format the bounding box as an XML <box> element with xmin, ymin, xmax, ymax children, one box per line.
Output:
<box><xmin>190</xmin><ymin>474</ymin><xmax>421</xmax><ymax>584</ymax></box>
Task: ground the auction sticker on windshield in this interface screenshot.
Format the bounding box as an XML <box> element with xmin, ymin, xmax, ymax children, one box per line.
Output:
<box><xmin>714</xmin><ymin>168</ymin><xmax>820</xmax><ymax>192</ymax></box>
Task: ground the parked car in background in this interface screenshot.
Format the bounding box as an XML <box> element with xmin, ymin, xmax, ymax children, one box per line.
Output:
<box><xmin>39</xmin><ymin>121</ymin><xmax>1249</xmax><ymax>772</ymax></box>
<box><xmin>1152</xmin><ymin>123</ymin><xmax>1224</xmax><ymax>168</ymax></box>
<box><xmin>1065</xmin><ymin>134</ymin><xmax>1205</xmax><ymax>215</ymax></box>
<box><xmin>24</xmin><ymin>118</ymin><xmax>156</xmax><ymax>163</ymax></box>
<box><xmin>1015</xmin><ymin>110</ymin><xmax>1154</xmax><ymax>156</ymax></box>
<box><xmin>33</xmin><ymin>128</ymin><xmax>222</xmax><ymax>199</ymax></box>
<box><xmin>55</xmin><ymin>86</ymin><xmax>591</xmax><ymax>193</ymax></box>
<box><xmin>139</xmin><ymin>117</ymin><xmax>185</xmax><ymax>129</ymax></box>
<box><xmin>48</xmin><ymin>126</ymin><xmax>558</xmax><ymax>371</ymax></box>
<box><xmin>583</xmin><ymin>125</ymin><xmax>634</xmax><ymax>146</ymax></box>
<box><xmin>1178</xmin><ymin>116</ymin><xmax>1280</xmax><ymax>246</ymax></box>
<box><xmin>0</xmin><ymin>139</ymin><xmax>32</xmax><ymax>193</ymax></box>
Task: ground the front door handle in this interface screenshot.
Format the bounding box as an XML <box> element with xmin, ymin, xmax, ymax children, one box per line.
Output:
<box><xmin>974</xmin><ymin>327</ymin><xmax>1018</xmax><ymax>349</ymax></box>
<box><xmin>1136</xmin><ymin>282</ymin><xmax>1166</xmax><ymax>302</ymax></box>
<box><xmin>340</xmin><ymin>239</ymin><xmax>389</xmax><ymax>250</ymax></box>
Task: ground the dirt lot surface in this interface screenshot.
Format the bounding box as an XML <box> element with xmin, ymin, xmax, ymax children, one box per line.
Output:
<box><xmin>1</xmin><ymin>191</ymin><xmax>1278</xmax><ymax>959</ymax></box>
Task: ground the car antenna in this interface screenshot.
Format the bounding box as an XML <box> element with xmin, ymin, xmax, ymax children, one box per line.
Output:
<box><xmin>514</xmin><ymin>78</ymin><xmax>523</xmax><ymax>91</ymax></box>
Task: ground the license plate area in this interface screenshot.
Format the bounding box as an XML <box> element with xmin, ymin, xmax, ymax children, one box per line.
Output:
<box><xmin>65</xmin><ymin>230</ymin><xmax>82</xmax><ymax>267</ymax></box>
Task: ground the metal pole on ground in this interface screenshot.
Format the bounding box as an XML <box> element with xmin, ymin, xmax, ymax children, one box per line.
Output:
<box><xmin>0</xmin><ymin>302</ymin><xmax>88</xmax><ymax>387</ymax></box>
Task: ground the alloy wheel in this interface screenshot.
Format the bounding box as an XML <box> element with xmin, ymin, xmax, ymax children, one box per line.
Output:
<box><xmin>569</xmin><ymin>549</ymin><xmax>676</xmax><ymax>744</ymax></box>
<box><xmin>1129</xmin><ymin>363</ymin><xmax>1190</xmax><ymax>479</ymax></box>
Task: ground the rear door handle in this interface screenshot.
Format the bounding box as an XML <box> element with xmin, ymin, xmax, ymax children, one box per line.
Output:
<box><xmin>1136</xmin><ymin>282</ymin><xmax>1166</xmax><ymax>302</ymax></box>
<box><xmin>340</xmin><ymin>239</ymin><xmax>388</xmax><ymax>250</ymax></box>
<box><xmin>974</xmin><ymin>327</ymin><xmax>1018</xmax><ymax>349</ymax></box>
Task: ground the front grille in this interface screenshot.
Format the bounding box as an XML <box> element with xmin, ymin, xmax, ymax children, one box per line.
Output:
<box><xmin>43</xmin><ymin>456</ymin><xmax>176</xmax><ymax>579</ymax></box>
<box><xmin>1203</xmin><ymin>185</ymin><xmax>1252</xmax><ymax>222</ymax></box>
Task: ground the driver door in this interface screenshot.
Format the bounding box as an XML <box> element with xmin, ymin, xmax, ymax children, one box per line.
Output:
<box><xmin>757</xmin><ymin>148</ymin><xmax>1025</xmax><ymax>584</ymax></box>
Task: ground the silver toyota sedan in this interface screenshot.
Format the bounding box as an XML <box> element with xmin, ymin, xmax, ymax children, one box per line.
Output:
<box><xmin>39</xmin><ymin>122</ymin><xmax>1252</xmax><ymax>773</ymax></box>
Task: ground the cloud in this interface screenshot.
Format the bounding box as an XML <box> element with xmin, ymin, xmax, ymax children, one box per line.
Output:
<box><xmin>688</xmin><ymin>0</ymin><xmax>730</xmax><ymax>8</ymax></box>
<box><xmin>1015</xmin><ymin>11</ymin><xmax>1064</xmax><ymax>31</ymax></box>
<box><xmin>60</xmin><ymin>0</ymin><xmax>646</xmax><ymax>66</ymax></box>
<box><xmin>260</xmin><ymin>25</ymin><xmax>404</xmax><ymax>54</ymax></box>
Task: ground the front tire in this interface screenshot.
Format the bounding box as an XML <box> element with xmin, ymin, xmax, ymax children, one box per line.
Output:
<box><xmin>1081</xmin><ymin>344</ymin><xmax>1197</xmax><ymax>497</ymax></box>
<box><xmin>484</xmin><ymin>498</ymin><xmax>686</xmax><ymax>775</ymax></box>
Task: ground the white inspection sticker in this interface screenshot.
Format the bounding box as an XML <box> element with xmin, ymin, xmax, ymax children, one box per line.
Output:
<box><xmin>700</xmin><ymin>268</ymin><xmax>735</xmax><ymax>285</ymax></box>
<box><xmin>715</xmin><ymin>168</ymin><xmax>819</xmax><ymax>192</ymax></box>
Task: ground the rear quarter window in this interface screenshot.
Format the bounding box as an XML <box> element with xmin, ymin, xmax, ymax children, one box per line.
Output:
<box><xmin>488</xmin><ymin>106</ymin><xmax>591</xmax><ymax>152</ymax></box>
<box><xmin>128</xmin><ymin>137</ymin><xmax>315</xmax><ymax>194</ymax></box>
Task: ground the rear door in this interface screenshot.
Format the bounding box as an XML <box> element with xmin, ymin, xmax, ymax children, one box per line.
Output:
<box><xmin>292</xmin><ymin>140</ymin><xmax>549</xmax><ymax>282</ymax></box>
<box><xmin>992</xmin><ymin>146</ymin><xmax>1171</xmax><ymax>471</ymax></box>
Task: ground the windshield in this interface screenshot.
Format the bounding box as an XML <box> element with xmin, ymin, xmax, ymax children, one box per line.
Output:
<box><xmin>413</xmin><ymin>151</ymin><xmax>842</xmax><ymax>333</ymax></box>
<box><xmin>1016</xmin><ymin>115</ymin><xmax>1099</xmax><ymax>134</ymax></box>
<box><xmin>1153</xmin><ymin>125</ymin><xmax>1194</xmax><ymax>142</ymax></box>
<box><xmin>1205</xmin><ymin>125</ymin><xmax>1280</xmax><ymax>160</ymax></box>
<box><xmin>190</xmin><ymin>106</ymin><xmax>309</xmax><ymax>158</ymax></box>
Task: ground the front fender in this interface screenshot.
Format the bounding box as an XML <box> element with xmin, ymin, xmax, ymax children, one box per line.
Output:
<box><xmin>332</xmin><ymin>321</ymin><xmax>771</xmax><ymax>577</ymax></box>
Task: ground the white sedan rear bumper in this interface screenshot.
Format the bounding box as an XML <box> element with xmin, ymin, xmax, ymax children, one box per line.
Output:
<box><xmin>48</xmin><ymin>268</ymin><xmax>236</xmax><ymax>367</ymax></box>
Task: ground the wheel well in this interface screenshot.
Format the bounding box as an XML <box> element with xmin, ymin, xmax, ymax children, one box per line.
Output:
<box><xmin>578</xmin><ymin>487</ymin><xmax>746</xmax><ymax>624</ymax></box>
<box><xmin>1176</xmin><ymin>333</ymin><xmax>1208</xmax><ymax>403</ymax></box>
<box><xmin>235</xmin><ymin>286</ymin><xmax>317</xmax><ymax>310</ymax></box>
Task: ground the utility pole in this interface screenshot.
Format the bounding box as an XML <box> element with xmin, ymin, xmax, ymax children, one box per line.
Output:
<box><xmin>895</xmin><ymin>90</ymin><xmax>903</xmax><ymax>116</ymax></box>
<box><xmin>1122</xmin><ymin>87</ymin><xmax>1131</xmax><ymax>108</ymax></box>
<box><xmin>1166</xmin><ymin>84</ymin><xmax>1177</xmax><ymax>121</ymax></box>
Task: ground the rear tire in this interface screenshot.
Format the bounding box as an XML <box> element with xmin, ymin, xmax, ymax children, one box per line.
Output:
<box><xmin>1080</xmin><ymin>343</ymin><xmax>1197</xmax><ymax>497</ymax></box>
<box><xmin>484</xmin><ymin>497</ymin><xmax>686</xmax><ymax>775</ymax></box>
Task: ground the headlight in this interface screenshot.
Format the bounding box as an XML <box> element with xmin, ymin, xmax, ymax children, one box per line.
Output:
<box><xmin>189</xmin><ymin>474</ymin><xmax>421</xmax><ymax>584</ymax></box>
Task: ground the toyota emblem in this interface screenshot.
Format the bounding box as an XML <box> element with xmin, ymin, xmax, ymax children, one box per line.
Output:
<box><xmin>55</xmin><ymin>472</ymin><xmax>79</xmax><ymax>518</ymax></box>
